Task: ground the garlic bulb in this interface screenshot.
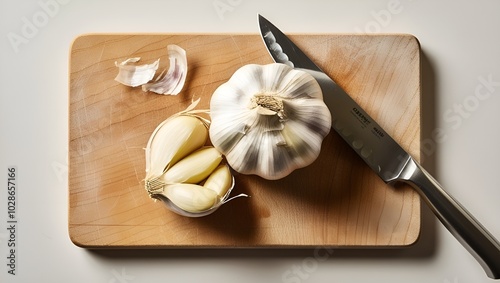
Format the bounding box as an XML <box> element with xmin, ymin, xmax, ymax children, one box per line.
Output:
<box><xmin>209</xmin><ymin>63</ymin><xmax>332</xmax><ymax>180</ymax></box>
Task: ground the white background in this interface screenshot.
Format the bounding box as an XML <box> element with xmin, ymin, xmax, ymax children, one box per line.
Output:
<box><xmin>1</xmin><ymin>0</ymin><xmax>500</xmax><ymax>282</ymax></box>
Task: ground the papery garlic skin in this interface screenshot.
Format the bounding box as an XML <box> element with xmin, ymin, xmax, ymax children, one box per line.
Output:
<box><xmin>114</xmin><ymin>58</ymin><xmax>160</xmax><ymax>87</ymax></box>
<box><xmin>114</xmin><ymin>45</ymin><xmax>188</xmax><ymax>95</ymax></box>
<box><xmin>209</xmin><ymin>63</ymin><xmax>332</xmax><ymax>180</ymax></box>
<box><xmin>142</xmin><ymin>45</ymin><xmax>188</xmax><ymax>95</ymax></box>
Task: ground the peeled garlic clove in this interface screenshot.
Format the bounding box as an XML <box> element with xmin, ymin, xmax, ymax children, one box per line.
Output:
<box><xmin>145</xmin><ymin>115</ymin><xmax>208</xmax><ymax>180</ymax></box>
<box><xmin>162</xmin><ymin>147</ymin><xmax>222</xmax><ymax>184</ymax></box>
<box><xmin>114</xmin><ymin>58</ymin><xmax>160</xmax><ymax>87</ymax></box>
<box><xmin>141</xmin><ymin>45</ymin><xmax>188</xmax><ymax>95</ymax></box>
<box><xmin>203</xmin><ymin>164</ymin><xmax>232</xmax><ymax>198</ymax></box>
<box><xmin>161</xmin><ymin>183</ymin><xmax>220</xmax><ymax>213</ymax></box>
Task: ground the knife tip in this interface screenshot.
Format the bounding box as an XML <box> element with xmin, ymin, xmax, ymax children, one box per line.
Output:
<box><xmin>257</xmin><ymin>14</ymin><xmax>269</xmax><ymax>27</ymax></box>
<box><xmin>257</xmin><ymin>14</ymin><xmax>264</xmax><ymax>27</ymax></box>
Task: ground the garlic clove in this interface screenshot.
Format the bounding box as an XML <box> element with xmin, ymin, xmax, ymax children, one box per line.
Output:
<box><xmin>161</xmin><ymin>147</ymin><xmax>223</xmax><ymax>184</ymax></box>
<box><xmin>203</xmin><ymin>164</ymin><xmax>232</xmax><ymax>198</ymax></box>
<box><xmin>161</xmin><ymin>183</ymin><xmax>220</xmax><ymax>213</ymax></box>
<box><xmin>223</xmin><ymin>128</ymin><xmax>293</xmax><ymax>180</ymax></box>
<box><xmin>114</xmin><ymin>58</ymin><xmax>160</xmax><ymax>87</ymax></box>
<box><xmin>145</xmin><ymin>115</ymin><xmax>208</xmax><ymax>180</ymax></box>
<box><xmin>279</xmin><ymin>98</ymin><xmax>333</xmax><ymax>161</ymax></box>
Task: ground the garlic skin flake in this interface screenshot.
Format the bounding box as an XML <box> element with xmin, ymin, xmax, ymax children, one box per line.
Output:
<box><xmin>142</xmin><ymin>45</ymin><xmax>188</xmax><ymax>95</ymax></box>
<box><xmin>114</xmin><ymin>57</ymin><xmax>160</xmax><ymax>87</ymax></box>
<box><xmin>209</xmin><ymin>63</ymin><xmax>332</xmax><ymax>180</ymax></box>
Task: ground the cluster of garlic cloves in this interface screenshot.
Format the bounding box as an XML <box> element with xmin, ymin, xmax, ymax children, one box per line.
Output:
<box><xmin>144</xmin><ymin>103</ymin><xmax>240</xmax><ymax>217</ymax></box>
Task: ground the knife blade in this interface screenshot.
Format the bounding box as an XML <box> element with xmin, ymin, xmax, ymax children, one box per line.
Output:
<box><xmin>258</xmin><ymin>14</ymin><xmax>500</xmax><ymax>279</ymax></box>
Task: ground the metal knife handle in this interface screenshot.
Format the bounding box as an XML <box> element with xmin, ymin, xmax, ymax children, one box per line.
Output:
<box><xmin>398</xmin><ymin>158</ymin><xmax>500</xmax><ymax>279</ymax></box>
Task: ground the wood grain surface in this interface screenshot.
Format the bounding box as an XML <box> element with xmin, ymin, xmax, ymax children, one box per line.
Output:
<box><xmin>68</xmin><ymin>34</ymin><xmax>421</xmax><ymax>248</ymax></box>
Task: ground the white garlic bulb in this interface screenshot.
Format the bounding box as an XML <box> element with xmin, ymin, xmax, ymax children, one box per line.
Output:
<box><xmin>209</xmin><ymin>63</ymin><xmax>332</xmax><ymax>180</ymax></box>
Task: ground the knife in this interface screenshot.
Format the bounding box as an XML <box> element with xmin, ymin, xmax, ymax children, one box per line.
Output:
<box><xmin>258</xmin><ymin>14</ymin><xmax>500</xmax><ymax>279</ymax></box>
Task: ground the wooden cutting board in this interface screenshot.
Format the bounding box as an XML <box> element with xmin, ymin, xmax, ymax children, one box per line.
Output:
<box><xmin>68</xmin><ymin>34</ymin><xmax>421</xmax><ymax>248</ymax></box>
